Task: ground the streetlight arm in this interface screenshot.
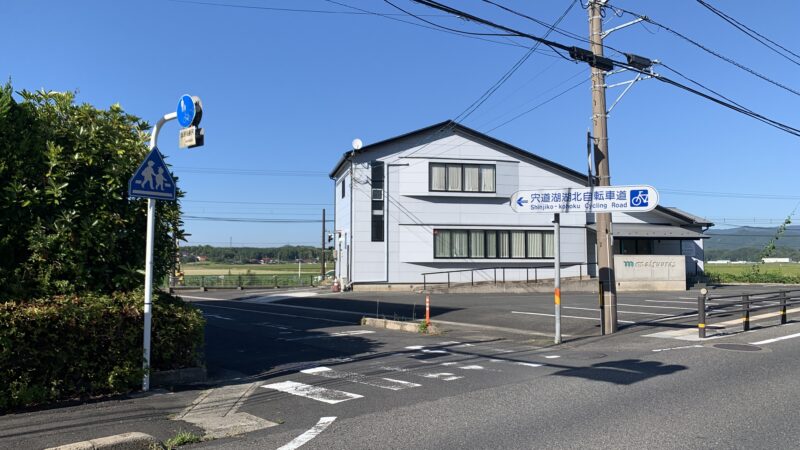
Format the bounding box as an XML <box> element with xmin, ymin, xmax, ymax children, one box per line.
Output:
<box><xmin>150</xmin><ymin>112</ymin><xmax>178</xmax><ymax>150</ymax></box>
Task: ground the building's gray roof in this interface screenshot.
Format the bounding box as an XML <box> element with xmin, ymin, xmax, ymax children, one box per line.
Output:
<box><xmin>588</xmin><ymin>223</ymin><xmax>708</xmax><ymax>239</ymax></box>
<box><xmin>662</xmin><ymin>207</ymin><xmax>714</xmax><ymax>227</ymax></box>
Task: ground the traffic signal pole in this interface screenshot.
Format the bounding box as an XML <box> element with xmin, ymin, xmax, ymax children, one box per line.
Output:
<box><xmin>589</xmin><ymin>0</ymin><xmax>618</xmax><ymax>333</ymax></box>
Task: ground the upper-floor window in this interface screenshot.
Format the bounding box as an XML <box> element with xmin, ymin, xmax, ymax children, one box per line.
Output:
<box><xmin>430</xmin><ymin>163</ymin><xmax>495</xmax><ymax>193</ymax></box>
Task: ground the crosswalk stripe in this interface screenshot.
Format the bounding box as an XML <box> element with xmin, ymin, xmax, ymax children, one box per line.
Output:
<box><xmin>261</xmin><ymin>381</ymin><xmax>362</xmax><ymax>404</ymax></box>
<box><xmin>380</xmin><ymin>366</ymin><xmax>463</xmax><ymax>381</ymax></box>
<box><xmin>301</xmin><ymin>367</ymin><xmax>420</xmax><ymax>391</ymax></box>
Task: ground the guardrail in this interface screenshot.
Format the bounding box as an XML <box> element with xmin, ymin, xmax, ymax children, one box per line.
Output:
<box><xmin>421</xmin><ymin>263</ymin><xmax>598</xmax><ymax>291</ymax></box>
<box><xmin>170</xmin><ymin>274</ymin><xmax>319</xmax><ymax>289</ymax></box>
<box><xmin>697</xmin><ymin>289</ymin><xmax>800</xmax><ymax>338</ymax></box>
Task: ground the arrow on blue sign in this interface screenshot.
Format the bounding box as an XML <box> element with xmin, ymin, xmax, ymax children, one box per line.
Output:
<box><xmin>128</xmin><ymin>147</ymin><xmax>177</xmax><ymax>201</ymax></box>
<box><xmin>516</xmin><ymin>197</ymin><xmax>528</xmax><ymax>207</ymax></box>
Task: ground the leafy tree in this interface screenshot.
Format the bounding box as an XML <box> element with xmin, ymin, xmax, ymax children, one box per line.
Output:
<box><xmin>0</xmin><ymin>84</ymin><xmax>184</xmax><ymax>299</ymax></box>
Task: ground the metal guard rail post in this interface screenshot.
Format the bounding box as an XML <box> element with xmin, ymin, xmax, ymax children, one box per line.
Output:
<box><xmin>699</xmin><ymin>289</ymin><xmax>800</xmax><ymax>338</ymax></box>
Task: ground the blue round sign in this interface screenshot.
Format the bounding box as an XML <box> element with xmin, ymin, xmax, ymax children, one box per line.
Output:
<box><xmin>177</xmin><ymin>94</ymin><xmax>196</xmax><ymax>128</ymax></box>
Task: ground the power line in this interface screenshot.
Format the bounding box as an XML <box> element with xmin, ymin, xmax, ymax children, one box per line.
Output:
<box><xmin>173</xmin><ymin>167</ymin><xmax>327</xmax><ymax>177</ymax></box>
<box><xmin>486</xmin><ymin>74</ymin><xmax>590</xmax><ymax>131</ymax></box>
<box><xmin>606</xmin><ymin>2</ymin><xmax>800</xmax><ymax>97</ymax></box>
<box><xmin>410</xmin><ymin>0</ymin><xmax>800</xmax><ymax>138</ymax></box>
<box><xmin>448</xmin><ymin>0</ymin><xmax>579</xmax><ymax>124</ymax></box>
<box><xmin>659</xmin><ymin>188</ymin><xmax>800</xmax><ymax>201</ymax></box>
<box><xmin>696</xmin><ymin>0</ymin><xmax>800</xmax><ymax>67</ymax></box>
<box><xmin>169</xmin><ymin>0</ymin><xmax>447</xmax><ymax>17</ymax></box>
<box><xmin>183</xmin><ymin>215</ymin><xmax>334</xmax><ymax>223</ymax></box>
<box><xmin>183</xmin><ymin>200</ymin><xmax>332</xmax><ymax>206</ymax></box>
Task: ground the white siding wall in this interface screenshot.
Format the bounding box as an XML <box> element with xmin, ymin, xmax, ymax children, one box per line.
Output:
<box><xmin>349</xmin><ymin>131</ymin><xmax>590</xmax><ymax>284</ymax></box>
<box><xmin>333</xmin><ymin>170</ymin><xmax>351</xmax><ymax>283</ymax></box>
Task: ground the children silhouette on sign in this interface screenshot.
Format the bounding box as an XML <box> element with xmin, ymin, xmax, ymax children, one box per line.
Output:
<box><xmin>155</xmin><ymin>167</ymin><xmax>166</xmax><ymax>191</ymax></box>
<box><xmin>141</xmin><ymin>161</ymin><xmax>155</xmax><ymax>189</ymax></box>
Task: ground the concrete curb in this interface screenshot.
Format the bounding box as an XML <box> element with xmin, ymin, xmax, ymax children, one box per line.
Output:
<box><xmin>151</xmin><ymin>366</ymin><xmax>207</xmax><ymax>387</ymax></box>
<box><xmin>46</xmin><ymin>432</ymin><xmax>157</xmax><ymax>450</ymax></box>
<box><xmin>362</xmin><ymin>317</ymin><xmax>440</xmax><ymax>334</ymax></box>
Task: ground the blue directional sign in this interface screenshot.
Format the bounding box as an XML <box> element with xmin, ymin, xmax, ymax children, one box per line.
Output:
<box><xmin>177</xmin><ymin>94</ymin><xmax>196</xmax><ymax>128</ymax></box>
<box><xmin>510</xmin><ymin>185</ymin><xmax>659</xmax><ymax>214</ymax></box>
<box><xmin>128</xmin><ymin>147</ymin><xmax>177</xmax><ymax>201</ymax></box>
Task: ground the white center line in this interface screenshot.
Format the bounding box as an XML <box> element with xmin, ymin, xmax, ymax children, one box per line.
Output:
<box><xmin>563</xmin><ymin>306</ymin><xmax>671</xmax><ymax>317</ymax></box>
<box><xmin>617</xmin><ymin>303</ymin><xmax>696</xmax><ymax>310</ymax></box>
<box><xmin>278</xmin><ymin>416</ymin><xmax>337</xmax><ymax>450</ymax></box>
<box><xmin>751</xmin><ymin>332</ymin><xmax>800</xmax><ymax>345</ymax></box>
<box><xmin>511</xmin><ymin>311</ymin><xmax>635</xmax><ymax>324</ymax></box>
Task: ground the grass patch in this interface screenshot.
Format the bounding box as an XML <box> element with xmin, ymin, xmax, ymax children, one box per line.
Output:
<box><xmin>183</xmin><ymin>262</ymin><xmax>331</xmax><ymax>276</ymax></box>
<box><xmin>163</xmin><ymin>430</ymin><xmax>204</xmax><ymax>449</ymax></box>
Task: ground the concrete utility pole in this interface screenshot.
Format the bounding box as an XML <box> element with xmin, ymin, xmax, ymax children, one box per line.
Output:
<box><xmin>589</xmin><ymin>0</ymin><xmax>618</xmax><ymax>333</ymax></box>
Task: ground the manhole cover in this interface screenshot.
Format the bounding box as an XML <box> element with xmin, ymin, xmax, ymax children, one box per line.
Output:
<box><xmin>712</xmin><ymin>343</ymin><xmax>763</xmax><ymax>352</ymax></box>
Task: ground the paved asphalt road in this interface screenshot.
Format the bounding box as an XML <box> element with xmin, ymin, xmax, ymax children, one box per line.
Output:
<box><xmin>4</xmin><ymin>285</ymin><xmax>800</xmax><ymax>449</ymax></box>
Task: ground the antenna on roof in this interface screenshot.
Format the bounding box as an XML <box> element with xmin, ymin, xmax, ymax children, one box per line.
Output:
<box><xmin>352</xmin><ymin>138</ymin><xmax>363</xmax><ymax>150</ymax></box>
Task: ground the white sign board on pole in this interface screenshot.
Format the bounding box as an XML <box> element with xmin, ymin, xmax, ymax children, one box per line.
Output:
<box><xmin>510</xmin><ymin>185</ymin><xmax>659</xmax><ymax>214</ymax></box>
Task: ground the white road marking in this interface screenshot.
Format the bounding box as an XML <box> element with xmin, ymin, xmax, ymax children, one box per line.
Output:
<box><xmin>204</xmin><ymin>314</ymin><xmax>233</xmax><ymax>321</ymax></box>
<box><xmin>645</xmin><ymin>306</ymin><xmax>800</xmax><ymax>341</ymax></box>
<box><xmin>652</xmin><ymin>344</ymin><xmax>704</xmax><ymax>353</ymax></box>
<box><xmin>277</xmin><ymin>416</ymin><xmax>336</xmax><ymax>450</ymax></box>
<box><xmin>458</xmin><ymin>365</ymin><xmax>484</xmax><ymax>370</ymax></box>
<box><xmin>421</xmin><ymin>349</ymin><xmax>450</xmax><ymax>354</ymax></box>
<box><xmin>617</xmin><ymin>303</ymin><xmax>695</xmax><ymax>310</ymax></box>
<box><xmin>751</xmin><ymin>332</ymin><xmax>800</xmax><ymax>345</ymax></box>
<box><xmin>242</xmin><ymin>301</ymin><xmax>369</xmax><ymax>317</ymax></box>
<box><xmin>283</xmin><ymin>330</ymin><xmax>376</xmax><ymax>341</ymax></box>
<box><xmin>300</xmin><ymin>367</ymin><xmax>420</xmax><ymax>391</ymax></box>
<box><xmin>262</xmin><ymin>381</ymin><xmax>362</xmax><ymax>404</ymax></box>
<box><xmin>563</xmin><ymin>306</ymin><xmax>671</xmax><ymax>317</ymax></box>
<box><xmin>516</xmin><ymin>362</ymin><xmax>543</xmax><ymax>368</ymax></box>
<box><xmin>380</xmin><ymin>366</ymin><xmax>463</xmax><ymax>381</ymax></box>
<box><xmin>511</xmin><ymin>311</ymin><xmax>635</xmax><ymax>324</ymax></box>
<box><xmin>197</xmin><ymin>304</ymin><xmax>353</xmax><ymax>324</ymax></box>
<box><xmin>405</xmin><ymin>345</ymin><xmax>424</xmax><ymax>350</ymax></box>
<box><xmin>544</xmin><ymin>355</ymin><xmax>560</xmax><ymax>359</ymax></box>
<box><xmin>175</xmin><ymin>382</ymin><xmax>276</xmax><ymax>439</ymax></box>
<box><xmin>647</xmin><ymin>300</ymin><xmax>697</xmax><ymax>305</ymax></box>
<box><xmin>179</xmin><ymin>294</ymin><xmax>225</xmax><ymax>301</ymax></box>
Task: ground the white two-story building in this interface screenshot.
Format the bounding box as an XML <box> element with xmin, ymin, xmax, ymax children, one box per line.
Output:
<box><xmin>330</xmin><ymin>121</ymin><xmax>712</xmax><ymax>291</ymax></box>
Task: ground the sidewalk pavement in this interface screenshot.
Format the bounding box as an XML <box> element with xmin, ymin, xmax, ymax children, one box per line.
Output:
<box><xmin>0</xmin><ymin>389</ymin><xmax>203</xmax><ymax>450</ymax></box>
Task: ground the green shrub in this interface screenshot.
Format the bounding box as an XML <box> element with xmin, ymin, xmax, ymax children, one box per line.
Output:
<box><xmin>0</xmin><ymin>291</ymin><xmax>204</xmax><ymax>410</ymax></box>
<box><xmin>707</xmin><ymin>270</ymin><xmax>800</xmax><ymax>284</ymax></box>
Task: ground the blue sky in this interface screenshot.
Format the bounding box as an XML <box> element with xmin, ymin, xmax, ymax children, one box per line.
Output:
<box><xmin>3</xmin><ymin>0</ymin><xmax>799</xmax><ymax>246</ymax></box>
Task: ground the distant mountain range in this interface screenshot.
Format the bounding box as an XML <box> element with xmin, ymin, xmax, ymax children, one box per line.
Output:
<box><xmin>705</xmin><ymin>225</ymin><xmax>800</xmax><ymax>251</ymax></box>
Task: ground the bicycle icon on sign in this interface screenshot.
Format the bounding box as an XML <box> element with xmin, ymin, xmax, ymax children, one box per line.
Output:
<box><xmin>630</xmin><ymin>189</ymin><xmax>649</xmax><ymax>208</ymax></box>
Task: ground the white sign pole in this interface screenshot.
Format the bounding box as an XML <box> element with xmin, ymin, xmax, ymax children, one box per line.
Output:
<box><xmin>553</xmin><ymin>213</ymin><xmax>562</xmax><ymax>344</ymax></box>
<box><xmin>142</xmin><ymin>198</ymin><xmax>156</xmax><ymax>391</ymax></box>
<box><xmin>142</xmin><ymin>112</ymin><xmax>177</xmax><ymax>392</ymax></box>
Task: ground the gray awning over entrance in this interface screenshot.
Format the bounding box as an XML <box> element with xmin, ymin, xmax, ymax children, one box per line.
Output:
<box><xmin>588</xmin><ymin>223</ymin><xmax>708</xmax><ymax>239</ymax></box>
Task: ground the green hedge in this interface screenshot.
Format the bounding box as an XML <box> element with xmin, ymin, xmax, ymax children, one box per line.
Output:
<box><xmin>0</xmin><ymin>291</ymin><xmax>204</xmax><ymax>410</ymax></box>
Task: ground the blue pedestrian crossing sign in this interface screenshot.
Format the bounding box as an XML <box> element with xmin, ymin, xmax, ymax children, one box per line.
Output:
<box><xmin>128</xmin><ymin>147</ymin><xmax>177</xmax><ymax>201</ymax></box>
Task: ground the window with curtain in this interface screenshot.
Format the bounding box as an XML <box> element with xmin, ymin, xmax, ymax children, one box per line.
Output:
<box><xmin>511</xmin><ymin>231</ymin><xmax>526</xmax><ymax>258</ymax></box>
<box><xmin>527</xmin><ymin>232</ymin><xmax>543</xmax><ymax>258</ymax></box>
<box><xmin>498</xmin><ymin>231</ymin><xmax>510</xmax><ymax>258</ymax></box>
<box><xmin>470</xmin><ymin>231</ymin><xmax>485</xmax><ymax>258</ymax></box>
<box><xmin>429</xmin><ymin>163</ymin><xmax>496</xmax><ymax>193</ymax></box>
<box><xmin>486</xmin><ymin>232</ymin><xmax>497</xmax><ymax>258</ymax></box>
<box><xmin>452</xmin><ymin>231</ymin><xmax>469</xmax><ymax>257</ymax></box>
<box><xmin>543</xmin><ymin>232</ymin><xmax>555</xmax><ymax>257</ymax></box>
<box><xmin>434</xmin><ymin>230</ymin><xmax>451</xmax><ymax>258</ymax></box>
<box><xmin>433</xmin><ymin>229</ymin><xmax>554</xmax><ymax>259</ymax></box>
<box><xmin>480</xmin><ymin>165</ymin><xmax>495</xmax><ymax>192</ymax></box>
<box><xmin>447</xmin><ymin>165</ymin><xmax>462</xmax><ymax>191</ymax></box>
<box><xmin>430</xmin><ymin>164</ymin><xmax>446</xmax><ymax>191</ymax></box>
<box><xmin>464</xmin><ymin>166</ymin><xmax>480</xmax><ymax>192</ymax></box>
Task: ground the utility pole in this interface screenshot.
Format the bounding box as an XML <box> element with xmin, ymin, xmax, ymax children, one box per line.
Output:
<box><xmin>321</xmin><ymin>209</ymin><xmax>326</xmax><ymax>277</ymax></box>
<box><xmin>589</xmin><ymin>0</ymin><xmax>618</xmax><ymax>333</ymax></box>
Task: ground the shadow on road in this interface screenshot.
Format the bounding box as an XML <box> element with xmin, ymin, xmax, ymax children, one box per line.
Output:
<box><xmin>551</xmin><ymin>359</ymin><xmax>687</xmax><ymax>385</ymax></box>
